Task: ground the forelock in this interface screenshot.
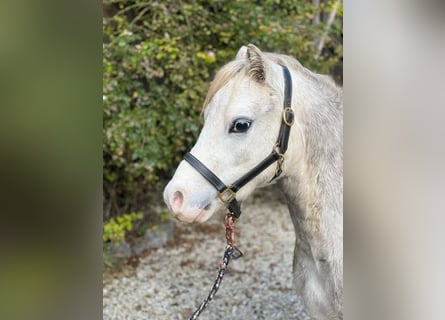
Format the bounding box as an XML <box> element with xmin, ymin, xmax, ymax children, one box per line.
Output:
<box><xmin>202</xmin><ymin>60</ymin><xmax>245</xmax><ymax>111</ymax></box>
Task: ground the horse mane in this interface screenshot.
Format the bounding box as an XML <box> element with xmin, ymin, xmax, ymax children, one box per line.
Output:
<box><xmin>264</xmin><ymin>53</ymin><xmax>341</xmax><ymax>95</ymax></box>
<box><xmin>202</xmin><ymin>51</ymin><xmax>341</xmax><ymax>111</ymax></box>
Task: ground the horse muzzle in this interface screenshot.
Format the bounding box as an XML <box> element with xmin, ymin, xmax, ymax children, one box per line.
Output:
<box><xmin>163</xmin><ymin>183</ymin><xmax>215</xmax><ymax>223</ymax></box>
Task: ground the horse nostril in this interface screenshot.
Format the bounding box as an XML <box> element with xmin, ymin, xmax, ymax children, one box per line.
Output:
<box><xmin>171</xmin><ymin>191</ymin><xmax>184</xmax><ymax>213</ymax></box>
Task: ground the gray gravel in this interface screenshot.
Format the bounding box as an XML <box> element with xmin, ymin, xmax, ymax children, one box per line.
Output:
<box><xmin>103</xmin><ymin>187</ymin><xmax>310</xmax><ymax>320</ymax></box>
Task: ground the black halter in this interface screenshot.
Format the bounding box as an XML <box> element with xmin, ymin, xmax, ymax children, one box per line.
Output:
<box><xmin>184</xmin><ymin>65</ymin><xmax>294</xmax><ymax>218</ymax></box>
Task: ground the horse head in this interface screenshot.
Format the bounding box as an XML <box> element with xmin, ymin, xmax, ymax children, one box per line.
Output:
<box><xmin>164</xmin><ymin>44</ymin><xmax>303</xmax><ymax>223</ymax></box>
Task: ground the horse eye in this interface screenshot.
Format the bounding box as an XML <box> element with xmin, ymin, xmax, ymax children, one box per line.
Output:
<box><xmin>229</xmin><ymin>119</ymin><xmax>252</xmax><ymax>133</ymax></box>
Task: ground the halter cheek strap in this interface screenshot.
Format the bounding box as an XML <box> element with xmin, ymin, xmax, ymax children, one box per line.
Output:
<box><xmin>183</xmin><ymin>65</ymin><xmax>294</xmax><ymax>218</ymax></box>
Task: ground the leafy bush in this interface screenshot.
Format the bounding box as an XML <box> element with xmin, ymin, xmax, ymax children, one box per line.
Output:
<box><xmin>103</xmin><ymin>0</ymin><xmax>342</xmax><ymax>219</ymax></box>
<box><xmin>103</xmin><ymin>212</ymin><xmax>144</xmax><ymax>244</ymax></box>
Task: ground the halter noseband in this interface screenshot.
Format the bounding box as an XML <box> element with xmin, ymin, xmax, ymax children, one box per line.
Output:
<box><xmin>183</xmin><ymin>65</ymin><xmax>294</xmax><ymax>218</ymax></box>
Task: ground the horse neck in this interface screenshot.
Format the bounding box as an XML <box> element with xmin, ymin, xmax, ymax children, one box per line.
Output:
<box><xmin>276</xmin><ymin>66</ymin><xmax>343</xmax><ymax>316</ymax></box>
<box><xmin>280</xmin><ymin>70</ymin><xmax>343</xmax><ymax>232</ymax></box>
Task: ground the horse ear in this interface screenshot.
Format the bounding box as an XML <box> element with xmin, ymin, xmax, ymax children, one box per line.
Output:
<box><xmin>246</xmin><ymin>44</ymin><xmax>265</xmax><ymax>83</ymax></box>
<box><xmin>235</xmin><ymin>45</ymin><xmax>248</xmax><ymax>60</ymax></box>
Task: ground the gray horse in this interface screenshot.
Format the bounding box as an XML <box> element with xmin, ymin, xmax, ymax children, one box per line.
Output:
<box><xmin>164</xmin><ymin>44</ymin><xmax>343</xmax><ymax>320</ymax></box>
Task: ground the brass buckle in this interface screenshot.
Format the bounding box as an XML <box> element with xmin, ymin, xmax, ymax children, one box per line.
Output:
<box><xmin>282</xmin><ymin>107</ymin><xmax>295</xmax><ymax>126</ymax></box>
<box><xmin>218</xmin><ymin>186</ymin><xmax>236</xmax><ymax>204</ymax></box>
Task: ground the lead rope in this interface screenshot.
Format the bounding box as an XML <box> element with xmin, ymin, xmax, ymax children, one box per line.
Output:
<box><xmin>188</xmin><ymin>214</ymin><xmax>243</xmax><ymax>320</ymax></box>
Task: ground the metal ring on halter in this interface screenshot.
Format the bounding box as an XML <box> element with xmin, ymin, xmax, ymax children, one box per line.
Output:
<box><xmin>283</xmin><ymin>107</ymin><xmax>295</xmax><ymax>127</ymax></box>
<box><xmin>218</xmin><ymin>186</ymin><xmax>236</xmax><ymax>204</ymax></box>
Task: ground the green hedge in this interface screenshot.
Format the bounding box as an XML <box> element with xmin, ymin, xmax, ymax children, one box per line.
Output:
<box><xmin>103</xmin><ymin>0</ymin><xmax>342</xmax><ymax>219</ymax></box>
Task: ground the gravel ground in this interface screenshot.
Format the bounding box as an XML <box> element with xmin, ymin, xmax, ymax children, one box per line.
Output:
<box><xmin>103</xmin><ymin>186</ymin><xmax>311</xmax><ymax>320</ymax></box>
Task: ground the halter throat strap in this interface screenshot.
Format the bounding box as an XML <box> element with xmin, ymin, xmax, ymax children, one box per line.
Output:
<box><xmin>183</xmin><ymin>65</ymin><xmax>294</xmax><ymax>218</ymax></box>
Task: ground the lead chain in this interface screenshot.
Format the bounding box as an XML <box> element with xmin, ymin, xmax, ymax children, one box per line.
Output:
<box><xmin>188</xmin><ymin>214</ymin><xmax>243</xmax><ymax>320</ymax></box>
